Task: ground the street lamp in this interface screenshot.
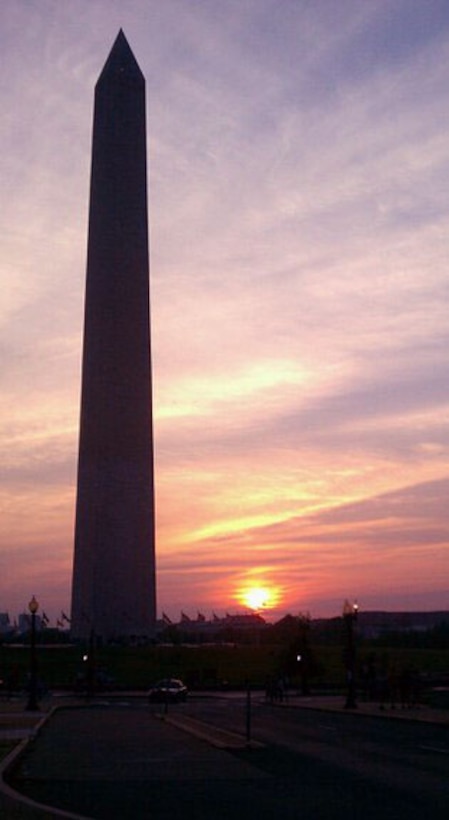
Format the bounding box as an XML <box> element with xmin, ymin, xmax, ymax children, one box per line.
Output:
<box><xmin>342</xmin><ymin>599</ymin><xmax>358</xmax><ymax>710</ymax></box>
<box><xmin>85</xmin><ymin>628</ymin><xmax>96</xmax><ymax>699</ymax></box>
<box><xmin>26</xmin><ymin>595</ymin><xmax>39</xmax><ymax>711</ymax></box>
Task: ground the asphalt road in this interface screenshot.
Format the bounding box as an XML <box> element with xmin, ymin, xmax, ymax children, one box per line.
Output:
<box><xmin>8</xmin><ymin>695</ymin><xmax>449</xmax><ymax>819</ymax></box>
<box><xmin>188</xmin><ymin>694</ymin><xmax>449</xmax><ymax>803</ymax></box>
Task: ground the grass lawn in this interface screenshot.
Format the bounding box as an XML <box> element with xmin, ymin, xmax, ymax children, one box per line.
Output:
<box><xmin>1</xmin><ymin>643</ymin><xmax>448</xmax><ymax>692</ymax></box>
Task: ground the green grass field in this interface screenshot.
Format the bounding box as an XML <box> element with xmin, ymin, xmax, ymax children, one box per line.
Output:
<box><xmin>2</xmin><ymin>642</ymin><xmax>448</xmax><ymax>693</ymax></box>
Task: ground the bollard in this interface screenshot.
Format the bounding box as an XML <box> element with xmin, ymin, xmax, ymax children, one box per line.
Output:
<box><xmin>246</xmin><ymin>681</ymin><xmax>251</xmax><ymax>745</ymax></box>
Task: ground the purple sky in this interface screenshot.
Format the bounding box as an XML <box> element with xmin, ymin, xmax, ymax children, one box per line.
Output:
<box><xmin>1</xmin><ymin>0</ymin><xmax>449</xmax><ymax>624</ymax></box>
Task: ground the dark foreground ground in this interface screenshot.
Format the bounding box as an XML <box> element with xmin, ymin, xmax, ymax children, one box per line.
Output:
<box><xmin>3</xmin><ymin>694</ymin><xmax>449</xmax><ymax>819</ymax></box>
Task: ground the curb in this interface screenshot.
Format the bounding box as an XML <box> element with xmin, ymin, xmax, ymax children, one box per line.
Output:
<box><xmin>158</xmin><ymin>712</ymin><xmax>264</xmax><ymax>749</ymax></box>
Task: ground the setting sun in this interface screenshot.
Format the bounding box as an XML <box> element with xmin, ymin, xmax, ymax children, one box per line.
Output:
<box><xmin>238</xmin><ymin>584</ymin><xmax>281</xmax><ymax>612</ymax></box>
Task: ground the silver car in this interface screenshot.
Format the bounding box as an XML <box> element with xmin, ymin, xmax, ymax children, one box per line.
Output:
<box><xmin>148</xmin><ymin>678</ymin><xmax>188</xmax><ymax>703</ymax></box>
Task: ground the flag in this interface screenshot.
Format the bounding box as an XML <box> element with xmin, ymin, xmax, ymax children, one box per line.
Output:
<box><xmin>61</xmin><ymin>611</ymin><xmax>71</xmax><ymax>623</ymax></box>
<box><xmin>197</xmin><ymin>612</ymin><xmax>206</xmax><ymax>622</ymax></box>
<box><xmin>162</xmin><ymin>612</ymin><xmax>172</xmax><ymax>624</ymax></box>
<box><xmin>42</xmin><ymin>612</ymin><xmax>50</xmax><ymax>625</ymax></box>
<box><xmin>181</xmin><ymin>611</ymin><xmax>191</xmax><ymax>622</ymax></box>
<box><xmin>57</xmin><ymin>619</ymin><xmax>64</xmax><ymax>628</ymax></box>
<box><xmin>212</xmin><ymin>612</ymin><xmax>220</xmax><ymax>622</ymax></box>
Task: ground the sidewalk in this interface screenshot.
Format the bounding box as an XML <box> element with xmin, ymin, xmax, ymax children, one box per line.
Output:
<box><xmin>282</xmin><ymin>692</ymin><xmax>449</xmax><ymax>725</ymax></box>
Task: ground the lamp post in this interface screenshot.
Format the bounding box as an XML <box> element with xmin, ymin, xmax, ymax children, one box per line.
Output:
<box><xmin>342</xmin><ymin>599</ymin><xmax>358</xmax><ymax>710</ymax></box>
<box><xmin>26</xmin><ymin>595</ymin><xmax>39</xmax><ymax>711</ymax></box>
<box><xmin>83</xmin><ymin>628</ymin><xmax>96</xmax><ymax>700</ymax></box>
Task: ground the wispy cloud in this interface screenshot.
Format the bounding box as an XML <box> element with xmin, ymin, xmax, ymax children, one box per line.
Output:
<box><xmin>1</xmin><ymin>1</ymin><xmax>448</xmax><ymax>619</ymax></box>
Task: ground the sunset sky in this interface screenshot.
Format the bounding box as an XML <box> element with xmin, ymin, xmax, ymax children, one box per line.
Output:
<box><xmin>1</xmin><ymin>0</ymin><xmax>449</xmax><ymax>624</ymax></box>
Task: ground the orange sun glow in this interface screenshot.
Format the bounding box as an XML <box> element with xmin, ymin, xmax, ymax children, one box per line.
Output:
<box><xmin>238</xmin><ymin>584</ymin><xmax>280</xmax><ymax>612</ymax></box>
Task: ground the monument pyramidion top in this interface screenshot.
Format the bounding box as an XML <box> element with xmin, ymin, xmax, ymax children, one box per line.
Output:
<box><xmin>97</xmin><ymin>29</ymin><xmax>144</xmax><ymax>87</ymax></box>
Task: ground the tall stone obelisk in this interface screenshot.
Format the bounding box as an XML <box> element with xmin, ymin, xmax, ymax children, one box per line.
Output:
<box><xmin>71</xmin><ymin>31</ymin><xmax>156</xmax><ymax>641</ymax></box>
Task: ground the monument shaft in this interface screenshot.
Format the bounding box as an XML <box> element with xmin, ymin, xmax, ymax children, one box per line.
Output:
<box><xmin>71</xmin><ymin>32</ymin><xmax>156</xmax><ymax>640</ymax></box>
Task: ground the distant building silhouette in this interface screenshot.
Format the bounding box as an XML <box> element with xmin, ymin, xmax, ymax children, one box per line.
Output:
<box><xmin>156</xmin><ymin>612</ymin><xmax>268</xmax><ymax>642</ymax></box>
<box><xmin>0</xmin><ymin>612</ymin><xmax>13</xmax><ymax>635</ymax></box>
<box><xmin>71</xmin><ymin>31</ymin><xmax>156</xmax><ymax>641</ymax></box>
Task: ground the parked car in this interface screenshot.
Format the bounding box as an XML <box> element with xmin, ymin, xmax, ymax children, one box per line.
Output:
<box><xmin>148</xmin><ymin>678</ymin><xmax>188</xmax><ymax>703</ymax></box>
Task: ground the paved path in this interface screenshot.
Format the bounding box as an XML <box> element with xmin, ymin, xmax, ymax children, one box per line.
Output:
<box><xmin>284</xmin><ymin>692</ymin><xmax>449</xmax><ymax>724</ymax></box>
<box><xmin>3</xmin><ymin>705</ymin><xmax>267</xmax><ymax>819</ymax></box>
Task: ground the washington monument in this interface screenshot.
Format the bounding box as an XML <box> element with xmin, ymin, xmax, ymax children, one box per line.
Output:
<box><xmin>71</xmin><ymin>31</ymin><xmax>156</xmax><ymax>641</ymax></box>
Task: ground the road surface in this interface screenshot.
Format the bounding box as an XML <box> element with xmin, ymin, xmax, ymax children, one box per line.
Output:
<box><xmin>8</xmin><ymin>694</ymin><xmax>449</xmax><ymax>819</ymax></box>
